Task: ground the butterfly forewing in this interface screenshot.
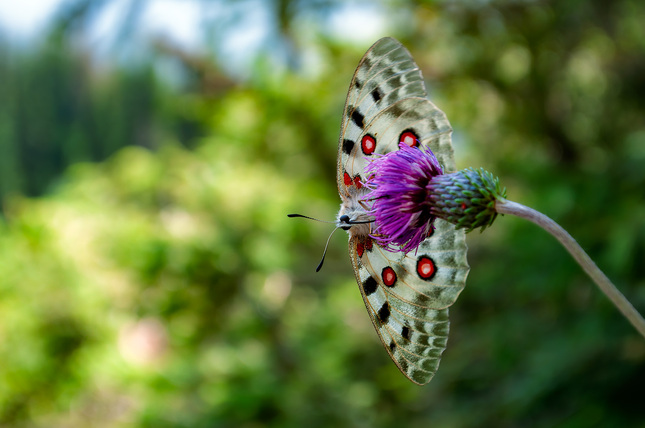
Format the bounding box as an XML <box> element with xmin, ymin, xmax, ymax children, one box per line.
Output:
<box><xmin>338</xmin><ymin>38</ymin><xmax>469</xmax><ymax>385</ymax></box>
<box><xmin>341</xmin><ymin>98</ymin><xmax>454</xmax><ymax>189</ymax></box>
<box><xmin>337</xmin><ymin>37</ymin><xmax>428</xmax><ymax>193</ymax></box>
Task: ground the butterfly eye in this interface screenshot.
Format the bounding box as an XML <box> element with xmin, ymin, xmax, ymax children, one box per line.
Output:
<box><xmin>339</xmin><ymin>214</ymin><xmax>350</xmax><ymax>223</ymax></box>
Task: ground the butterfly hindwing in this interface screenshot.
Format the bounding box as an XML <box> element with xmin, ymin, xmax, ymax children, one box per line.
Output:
<box><xmin>338</xmin><ymin>38</ymin><xmax>470</xmax><ymax>385</ymax></box>
<box><xmin>349</xmin><ymin>234</ymin><xmax>460</xmax><ymax>385</ymax></box>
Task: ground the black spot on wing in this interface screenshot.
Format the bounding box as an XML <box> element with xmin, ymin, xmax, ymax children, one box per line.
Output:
<box><xmin>401</xmin><ymin>326</ymin><xmax>411</xmax><ymax>341</ymax></box>
<box><xmin>351</xmin><ymin>110</ymin><xmax>365</xmax><ymax>129</ymax></box>
<box><xmin>371</xmin><ymin>87</ymin><xmax>382</xmax><ymax>103</ymax></box>
<box><xmin>342</xmin><ymin>139</ymin><xmax>355</xmax><ymax>155</ymax></box>
<box><xmin>354</xmin><ymin>78</ymin><xmax>362</xmax><ymax>89</ymax></box>
<box><xmin>362</xmin><ymin>276</ymin><xmax>378</xmax><ymax>296</ymax></box>
<box><xmin>378</xmin><ymin>302</ymin><xmax>390</xmax><ymax>323</ymax></box>
<box><xmin>361</xmin><ymin>56</ymin><xmax>372</xmax><ymax>71</ymax></box>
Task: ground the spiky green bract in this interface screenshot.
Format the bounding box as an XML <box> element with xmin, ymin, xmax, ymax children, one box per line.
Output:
<box><xmin>427</xmin><ymin>168</ymin><xmax>506</xmax><ymax>232</ymax></box>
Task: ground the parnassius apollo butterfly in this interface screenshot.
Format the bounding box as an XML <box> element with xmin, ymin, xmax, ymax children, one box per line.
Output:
<box><xmin>336</xmin><ymin>37</ymin><xmax>469</xmax><ymax>385</ymax></box>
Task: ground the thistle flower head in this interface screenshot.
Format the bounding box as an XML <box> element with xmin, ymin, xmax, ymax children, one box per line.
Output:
<box><xmin>364</xmin><ymin>143</ymin><xmax>506</xmax><ymax>252</ymax></box>
<box><xmin>364</xmin><ymin>143</ymin><xmax>443</xmax><ymax>252</ymax></box>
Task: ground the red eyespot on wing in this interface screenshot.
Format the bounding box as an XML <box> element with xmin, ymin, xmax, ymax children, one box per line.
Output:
<box><xmin>382</xmin><ymin>267</ymin><xmax>397</xmax><ymax>287</ymax></box>
<box><xmin>354</xmin><ymin>175</ymin><xmax>362</xmax><ymax>189</ymax></box>
<box><xmin>343</xmin><ymin>172</ymin><xmax>352</xmax><ymax>186</ymax></box>
<box><xmin>417</xmin><ymin>256</ymin><xmax>436</xmax><ymax>280</ymax></box>
<box><xmin>365</xmin><ymin>239</ymin><xmax>373</xmax><ymax>251</ymax></box>
<box><xmin>361</xmin><ymin>135</ymin><xmax>376</xmax><ymax>155</ymax></box>
<box><xmin>356</xmin><ymin>241</ymin><xmax>365</xmax><ymax>257</ymax></box>
<box><xmin>400</xmin><ymin>131</ymin><xmax>418</xmax><ymax>147</ymax></box>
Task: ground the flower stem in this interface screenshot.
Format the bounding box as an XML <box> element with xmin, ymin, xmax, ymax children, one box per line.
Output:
<box><xmin>495</xmin><ymin>198</ymin><xmax>645</xmax><ymax>339</ymax></box>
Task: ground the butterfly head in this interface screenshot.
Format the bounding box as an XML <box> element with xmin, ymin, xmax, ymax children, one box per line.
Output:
<box><xmin>336</xmin><ymin>198</ymin><xmax>374</xmax><ymax>238</ymax></box>
<box><xmin>338</xmin><ymin>214</ymin><xmax>352</xmax><ymax>231</ymax></box>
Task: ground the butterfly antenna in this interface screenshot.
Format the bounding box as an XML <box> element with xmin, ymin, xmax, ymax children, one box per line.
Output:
<box><xmin>288</xmin><ymin>213</ymin><xmax>374</xmax><ymax>225</ymax></box>
<box><xmin>288</xmin><ymin>213</ymin><xmax>374</xmax><ymax>272</ymax></box>
<box><xmin>287</xmin><ymin>213</ymin><xmax>337</xmax><ymax>224</ymax></box>
<box><xmin>316</xmin><ymin>226</ymin><xmax>341</xmax><ymax>272</ymax></box>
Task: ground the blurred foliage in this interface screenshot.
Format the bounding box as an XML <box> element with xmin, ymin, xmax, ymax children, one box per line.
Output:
<box><xmin>1</xmin><ymin>0</ymin><xmax>645</xmax><ymax>427</ymax></box>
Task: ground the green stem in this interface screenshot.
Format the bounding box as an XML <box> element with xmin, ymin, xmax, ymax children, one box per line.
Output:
<box><xmin>495</xmin><ymin>198</ymin><xmax>645</xmax><ymax>339</ymax></box>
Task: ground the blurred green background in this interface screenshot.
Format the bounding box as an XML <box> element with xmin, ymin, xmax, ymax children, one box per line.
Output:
<box><xmin>1</xmin><ymin>0</ymin><xmax>644</xmax><ymax>426</ymax></box>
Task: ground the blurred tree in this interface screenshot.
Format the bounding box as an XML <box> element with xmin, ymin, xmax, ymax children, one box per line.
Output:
<box><xmin>0</xmin><ymin>37</ymin><xmax>200</xmax><ymax>200</ymax></box>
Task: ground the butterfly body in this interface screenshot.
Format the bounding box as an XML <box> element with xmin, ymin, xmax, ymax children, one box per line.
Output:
<box><xmin>336</xmin><ymin>38</ymin><xmax>469</xmax><ymax>385</ymax></box>
<box><xmin>336</xmin><ymin>194</ymin><xmax>372</xmax><ymax>235</ymax></box>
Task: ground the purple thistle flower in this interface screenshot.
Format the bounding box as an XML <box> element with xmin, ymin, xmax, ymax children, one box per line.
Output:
<box><xmin>364</xmin><ymin>143</ymin><xmax>505</xmax><ymax>252</ymax></box>
<box><xmin>364</xmin><ymin>143</ymin><xmax>443</xmax><ymax>252</ymax></box>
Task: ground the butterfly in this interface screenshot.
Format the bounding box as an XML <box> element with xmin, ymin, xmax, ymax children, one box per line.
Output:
<box><xmin>336</xmin><ymin>37</ymin><xmax>470</xmax><ymax>385</ymax></box>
